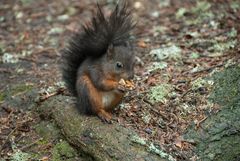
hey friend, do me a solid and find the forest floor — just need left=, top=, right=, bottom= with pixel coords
left=0, top=0, right=239, bottom=160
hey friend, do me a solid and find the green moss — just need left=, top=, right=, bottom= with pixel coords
left=0, top=84, right=32, bottom=102
left=36, top=139, right=49, bottom=145
left=2, top=53, right=19, bottom=63
left=147, top=62, right=168, bottom=72
left=186, top=12, right=214, bottom=25
left=177, top=1, right=214, bottom=25
left=227, top=28, right=237, bottom=38
left=147, top=84, right=172, bottom=104
left=130, top=135, right=175, bottom=161
left=209, top=65, right=240, bottom=108
left=34, top=121, right=61, bottom=141
left=176, top=8, right=187, bottom=19
left=9, top=84, right=33, bottom=96
left=149, top=143, right=175, bottom=161
left=11, top=150, right=31, bottom=161
left=52, top=141, right=77, bottom=161
left=230, top=1, right=240, bottom=11
left=0, top=92, right=6, bottom=102
left=188, top=38, right=237, bottom=57
left=0, top=42, right=5, bottom=55
left=150, top=45, right=182, bottom=61
left=191, top=77, right=213, bottom=91
left=208, top=40, right=237, bottom=53
left=130, top=135, right=147, bottom=146
left=191, top=1, right=211, bottom=13
left=20, top=0, right=34, bottom=5
left=190, top=52, right=200, bottom=59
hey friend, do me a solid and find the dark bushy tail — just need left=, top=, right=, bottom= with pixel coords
left=61, top=1, right=135, bottom=96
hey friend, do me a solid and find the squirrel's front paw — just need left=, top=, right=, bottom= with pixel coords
left=117, top=84, right=127, bottom=92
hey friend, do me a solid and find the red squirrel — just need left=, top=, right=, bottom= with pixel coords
left=61, top=2, right=135, bottom=123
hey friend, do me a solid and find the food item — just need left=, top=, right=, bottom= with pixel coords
left=119, top=78, right=135, bottom=90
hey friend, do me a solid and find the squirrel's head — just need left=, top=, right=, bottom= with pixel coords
left=102, top=44, right=135, bottom=81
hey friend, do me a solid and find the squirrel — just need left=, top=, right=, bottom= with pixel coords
left=61, top=2, right=135, bottom=123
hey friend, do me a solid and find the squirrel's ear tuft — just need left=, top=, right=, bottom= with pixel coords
left=107, top=44, right=114, bottom=59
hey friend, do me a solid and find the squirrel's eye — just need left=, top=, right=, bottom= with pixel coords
left=116, top=62, right=123, bottom=69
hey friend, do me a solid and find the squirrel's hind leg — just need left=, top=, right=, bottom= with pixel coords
left=77, top=74, right=112, bottom=123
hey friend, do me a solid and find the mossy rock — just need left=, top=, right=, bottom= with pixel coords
left=0, top=84, right=33, bottom=103
left=34, top=121, right=62, bottom=141
left=52, top=141, right=78, bottom=161
left=2, top=84, right=38, bottom=110
left=209, top=65, right=240, bottom=108
left=38, top=96, right=165, bottom=161
left=184, top=65, right=240, bottom=161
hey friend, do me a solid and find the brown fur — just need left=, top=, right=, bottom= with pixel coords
left=78, top=73, right=124, bottom=122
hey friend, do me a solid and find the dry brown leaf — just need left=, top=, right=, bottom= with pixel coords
left=137, top=40, right=147, bottom=48
left=40, top=156, right=49, bottom=161
left=175, top=139, right=183, bottom=148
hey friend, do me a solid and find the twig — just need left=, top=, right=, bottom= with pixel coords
left=1, top=106, right=13, bottom=114
left=37, top=88, right=64, bottom=103
left=143, top=98, right=154, bottom=106
left=196, top=116, right=207, bottom=129
left=181, top=89, right=192, bottom=98
left=34, top=47, right=57, bottom=55
left=0, top=68, right=12, bottom=73
left=0, top=126, right=17, bottom=153
left=20, top=138, right=42, bottom=151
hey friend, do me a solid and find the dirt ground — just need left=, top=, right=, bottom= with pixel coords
left=0, top=0, right=239, bottom=160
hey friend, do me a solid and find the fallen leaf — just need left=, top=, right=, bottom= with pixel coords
left=137, top=40, right=147, bottom=48
left=40, top=156, right=49, bottom=161
left=175, top=138, right=182, bottom=148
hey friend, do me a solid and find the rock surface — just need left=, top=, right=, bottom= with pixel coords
left=38, top=96, right=165, bottom=161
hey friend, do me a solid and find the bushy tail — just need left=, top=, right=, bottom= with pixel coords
left=61, top=1, right=135, bottom=96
